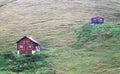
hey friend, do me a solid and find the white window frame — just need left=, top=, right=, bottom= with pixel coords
left=19, top=45, right=24, bottom=49
left=29, top=45, right=32, bottom=48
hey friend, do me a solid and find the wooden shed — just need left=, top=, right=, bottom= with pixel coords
left=16, top=36, right=40, bottom=54
left=91, top=16, right=104, bottom=24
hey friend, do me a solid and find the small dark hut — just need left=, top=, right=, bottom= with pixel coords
left=91, top=16, right=104, bottom=24
left=16, top=36, right=40, bottom=54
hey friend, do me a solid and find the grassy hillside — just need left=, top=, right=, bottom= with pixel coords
left=50, top=24, right=120, bottom=74
left=0, top=0, right=120, bottom=74
left=0, top=0, right=120, bottom=53
left=0, top=51, right=53, bottom=74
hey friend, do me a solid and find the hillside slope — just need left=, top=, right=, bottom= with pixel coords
left=0, top=0, right=120, bottom=74
left=0, top=0, right=120, bottom=52
left=50, top=24, right=120, bottom=74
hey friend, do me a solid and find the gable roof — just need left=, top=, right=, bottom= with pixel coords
left=16, top=36, right=40, bottom=45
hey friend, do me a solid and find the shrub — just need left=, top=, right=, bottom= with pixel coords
left=75, top=24, right=120, bottom=45
left=0, top=51, right=53, bottom=74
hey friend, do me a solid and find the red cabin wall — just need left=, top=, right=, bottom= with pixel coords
left=17, top=37, right=37, bottom=54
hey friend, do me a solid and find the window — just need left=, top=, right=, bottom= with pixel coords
left=20, top=45, right=24, bottom=48
left=98, top=18, right=103, bottom=22
left=29, top=45, right=32, bottom=48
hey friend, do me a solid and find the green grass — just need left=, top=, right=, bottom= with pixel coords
left=0, top=51, right=54, bottom=74
left=0, top=23, right=120, bottom=74
left=0, top=22, right=120, bottom=74
left=0, top=0, right=120, bottom=73
left=49, top=24, right=120, bottom=74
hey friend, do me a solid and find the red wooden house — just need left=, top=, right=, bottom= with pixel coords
left=16, top=36, right=40, bottom=54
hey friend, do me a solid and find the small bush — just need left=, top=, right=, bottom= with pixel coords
left=0, top=51, right=53, bottom=74
left=75, top=24, right=120, bottom=45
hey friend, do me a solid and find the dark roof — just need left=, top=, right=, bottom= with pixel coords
left=16, top=36, right=40, bottom=45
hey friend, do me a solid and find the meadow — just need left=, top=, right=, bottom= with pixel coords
left=0, top=0, right=120, bottom=74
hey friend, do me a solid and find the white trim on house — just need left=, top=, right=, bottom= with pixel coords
left=17, top=51, right=19, bottom=54
left=32, top=48, right=40, bottom=54
left=32, top=50, right=36, bottom=54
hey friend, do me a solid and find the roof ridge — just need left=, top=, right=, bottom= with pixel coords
left=16, top=36, right=40, bottom=45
